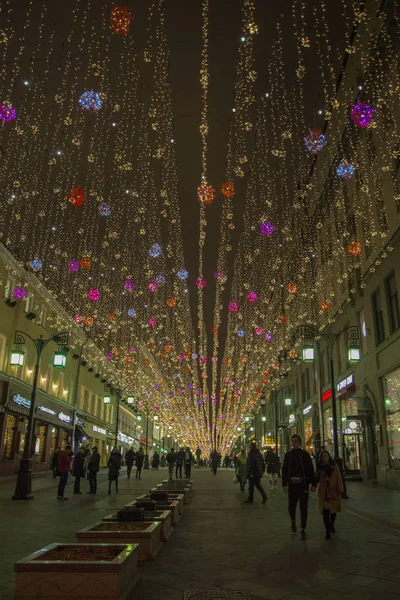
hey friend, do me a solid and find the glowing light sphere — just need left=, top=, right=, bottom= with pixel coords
left=68, top=186, right=86, bottom=206
left=13, top=286, right=27, bottom=299
left=167, top=297, right=176, bottom=308
left=79, top=90, right=103, bottom=112
left=229, top=301, right=239, bottom=313
left=108, top=314, right=116, bottom=323
left=124, top=279, right=135, bottom=291
left=113, top=347, right=121, bottom=357
left=30, top=259, right=43, bottom=271
left=79, top=257, right=91, bottom=270
left=74, top=313, right=83, bottom=323
left=351, top=101, right=375, bottom=128
left=319, top=300, right=332, bottom=313
left=337, top=161, right=355, bottom=180
left=148, top=317, right=157, bottom=327
left=165, top=344, right=173, bottom=352
left=149, top=243, right=162, bottom=258
left=289, top=350, right=298, bottom=360
left=177, top=268, right=189, bottom=280
left=178, top=353, right=185, bottom=361
left=200, top=356, right=207, bottom=364
left=130, top=345, right=137, bottom=353
left=214, top=270, right=225, bottom=280
left=220, top=180, right=235, bottom=198
left=304, top=128, right=326, bottom=154
left=265, top=332, right=274, bottom=342
left=247, top=291, right=257, bottom=303
left=110, top=5, right=132, bottom=35
left=87, top=288, right=101, bottom=302
left=287, top=282, right=298, bottom=294
left=211, top=326, right=217, bottom=334
left=197, top=182, right=216, bottom=205
left=255, top=326, right=264, bottom=336
left=68, top=260, right=80, bottom=272
left=106, top=352, right=114, bottom=361
left=237, top=329, right=245, bottom=337
left=196, top=277, right=206, bottom=288
left=148, top=282, right=158, bottom=292
left=98, top=202, right=111, bottom=216
left=192, top=353, right=198, bottom=360
left=279, top=314, right=288, bottom=324
left=348, top=240, right=362, bottom=256
left=85, top=316, right=94, bottom=326
left=156, top=274, right=165, bottom=286
left=260, top=221, right=275, bottom=236
left=0, top=102, right=16, bottom=122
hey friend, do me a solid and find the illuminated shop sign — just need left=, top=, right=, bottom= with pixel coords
left=322, top=389, right=332, bottom=402
left=288, top=414, right=296, bottom=424
left=118, top=431, right=134, bottom=445
left=93, top=425, right=106, bottom=435
left=337, top=374, right=354, bottom=392
left=58, top=412, right=72, bottom=424
left=37, top=406, right=72, bottom=424
left=303, top=404, right=312, bottom=415
left=12, top=394, right=31, bottom=409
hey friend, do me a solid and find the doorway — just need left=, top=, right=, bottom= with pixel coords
left=343, top=431, right=362, bottom=474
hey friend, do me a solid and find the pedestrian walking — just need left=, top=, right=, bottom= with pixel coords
left=236, top=449, right=247, bottom=492
left=135, top=447, right=144, bottom=479
left=166, top=448, right=177, bottom=479
left=224, top=455, right=230, bottom=468
left=210, top=449, right=220, bottom=475
left=73, top=447, right=86, bottom=494
left=87, top=446, right=100, bottom=494
left=176, top=447, right=185, bottom=478
left=152, top=451, right=160, bottom=470
left=108, top=447, right=122, bottom=494
left=51, top=446, right=60, bottom=478
left=265, top=446, right=280, bottom=491
left=317, top=450, right=343, bottom=539
left=57, top=445, right=72, bottom=500
left=244, top=442, right=267, bottom=504
left=282, top=434, right=317, bottom=540
left=125, top=446, right=135, bottom=478
left=195, top=447, right=201, bottom=466
left=184, top=447, right=193, bottom=478
left=160, top=453, right=166, bottom=468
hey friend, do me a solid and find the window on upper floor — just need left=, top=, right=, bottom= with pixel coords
left=372, top=287, right=386, bottom=345
left=39, top=307, right=48, bottom=329
left=385, top=272, right=400, bottom=335
left=4, top=275, right=15, bottom=300
left=25, top=292, right=34, bottom=314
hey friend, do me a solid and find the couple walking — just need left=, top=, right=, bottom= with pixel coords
left=236, top=442, right=268, bottom=504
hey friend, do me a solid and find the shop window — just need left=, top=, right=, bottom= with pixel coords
left=383, top=368, right=400, bottom=470
left=51, top=427, right=59, bottom=453
left=323, top=407, right=333, bottom=456
left=385, top=272, right=400, bottom=335
left=358, top=309, right=368, bottom=355
left=4, top=414, right=17, bottom=459
left=372, top=287, right=386, bottom=345
left=35, top=424, right=48, bottom=461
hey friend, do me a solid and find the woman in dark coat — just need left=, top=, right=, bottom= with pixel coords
left=72, top=448, right=86, bottom=494
left=152, top=452, right=160, bottom=470
left=135, top=447, right=144, bottom=479
left=108, top=448, right=122, bottom=494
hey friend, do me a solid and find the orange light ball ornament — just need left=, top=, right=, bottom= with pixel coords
left=287, top=283, right=298, bottom=294
left=80, top=257, right=91, bottom=270
left=289, top=350, right=298, bottom=360
left=348, top=241, right=362, bottom=256
left=220, top=181, right=235, bottom=198
left=84, top=316, right=94, bottom=327
left=167, top=298, right=176, bottom=308
left=110, top=6, right=132, bottom=35
left=197, top=182, right=216, bottom=205
left=108, top=314, right=117, bottom=323
left=319, top=300, right=332, bottom=313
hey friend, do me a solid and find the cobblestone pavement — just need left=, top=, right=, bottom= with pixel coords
left=1, top=467, right=400, bottom=599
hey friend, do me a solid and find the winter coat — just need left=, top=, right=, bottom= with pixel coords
left=87, top=451, right=100, bottom=473
left=176, top=450, right=185, bottom=466
left=265, top=450, right=280, bottom=475
left=236, top=458, right=247, bottom=483
left=72, top=451, right=86, bottom=478
left=125, top=449, right=135, bottom=466
left=135, top=452, right=144, bottom=468
left=51, top=450, right=59, bottom=468
left=57, top=450, right=71, bottom=474
left=282, top=448, right=317, bottom=487
left=317, top=462, right=343, bottom=514
left=152, top=453, right=160, bottom=467
left=246, top=448, right=265, bottom=478
left=210, top=451, right=220, bottom=467
left=108, top=452, right=122, bottom=480
left=184, top=450, right=193, bottom=464
left=166, top=451, right=177, bottom=465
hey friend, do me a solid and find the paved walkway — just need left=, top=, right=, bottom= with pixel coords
left=2, top=468, right=400, bottom=599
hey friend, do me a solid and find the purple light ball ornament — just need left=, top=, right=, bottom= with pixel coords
left=148, top=317, right=157, bottom=327
left=30, top=259, right=43, bottom=271
left=337, top=161, right=355, bottom=180
left=229, top=301, right=239, bottom=313
left=196, top=277, right=206, bottom=288
left=13, top=286, right=27, bottom=300
left=124, top=279, right=135, bottom=291
left=265, top=332, right=274, bottom=342
left=304, top=128, right=326, bottom=154
left=247, top=291, right=257, bottom=303
left=106, top=352, right=113, bottom=361
left=87, top=288, right=101, bottom=302
left=98, top=202, right=112, bottom=216
left=0, top=102, right=16, bottom=123
left=148, top=282, right=158, bottom=292
left=214, top=270, right=225, bottom=280
left=156, top=274, right=166, bottom=286
left=68, top=260, right=80, bottom=272
left=149, top=243, right=162, bottom=258
left=78, top=90, right=103, bottom=111
left=351, top=101, right=375, bottom=128
left=260, top=221, right=275, bottom=236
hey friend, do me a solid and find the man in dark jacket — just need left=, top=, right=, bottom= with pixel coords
left=125, top=447, right=135, bottom=478
left=57, top=445, right=72, bottom=500
left=245, top=442, right=267, bottom=504
left=87, top=446, right=100, bottom=494
left=166, top=448, right=177, bottom=479
left=282, top=434, right=317, bottom=540
left=175, top=447, right=185, bottom=478
left=265, top=447, right=280, bottom=491
left=72, top=447, right=86, bottom=494
left=210, top=450, right=220, bottom=475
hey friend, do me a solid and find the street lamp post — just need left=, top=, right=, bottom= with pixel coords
left=300, top=324, right=360, bottom=499
left=11, top=330, right=69, bottom=500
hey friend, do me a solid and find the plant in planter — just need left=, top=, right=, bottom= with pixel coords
left=14, top=543, right=140, bottom=600
left=103, top=509, right=173, bottom=542
left=76, top=521, right=163, bottom=562
left=128, top=498, right=182, bottom=526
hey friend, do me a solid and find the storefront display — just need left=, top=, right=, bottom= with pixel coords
left=323, top=407, right=333, bottom=456
left=304, top=417, right=313, bottom=455
left=383, top=367, right=400, bottom=470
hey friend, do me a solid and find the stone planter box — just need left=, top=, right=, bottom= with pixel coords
left=150, top=489, right=186, bottom=508
left=156, top=484, right=191, bottom=503
left=103, top=510, right=173, bottom=542
left=128, top=498, right=181, bottom=525
left=161, top=478, right=193, bottom=492
left=14, top=543, right=140, bottom=600
left=140, top=492, right=184, bottom=515
left=76, top=521, right=162, bottom=562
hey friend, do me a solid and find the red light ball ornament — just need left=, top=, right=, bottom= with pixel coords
left=110, top=6, right=132, bottom=36
left=287, top=283, right=298, bottom=294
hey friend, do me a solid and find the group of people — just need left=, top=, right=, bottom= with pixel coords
left=234, top=435, right=343, bottom=540
left=52, top=444, right=101, bottom=500
left=165, top=447, right=193, bottom=479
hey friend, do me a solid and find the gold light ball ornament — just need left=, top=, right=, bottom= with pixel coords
left=319, top=300, right=332, bottom=313
left=348, top=240, right=362, bottom=256
left=220, top=180, right=235, bottom=198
